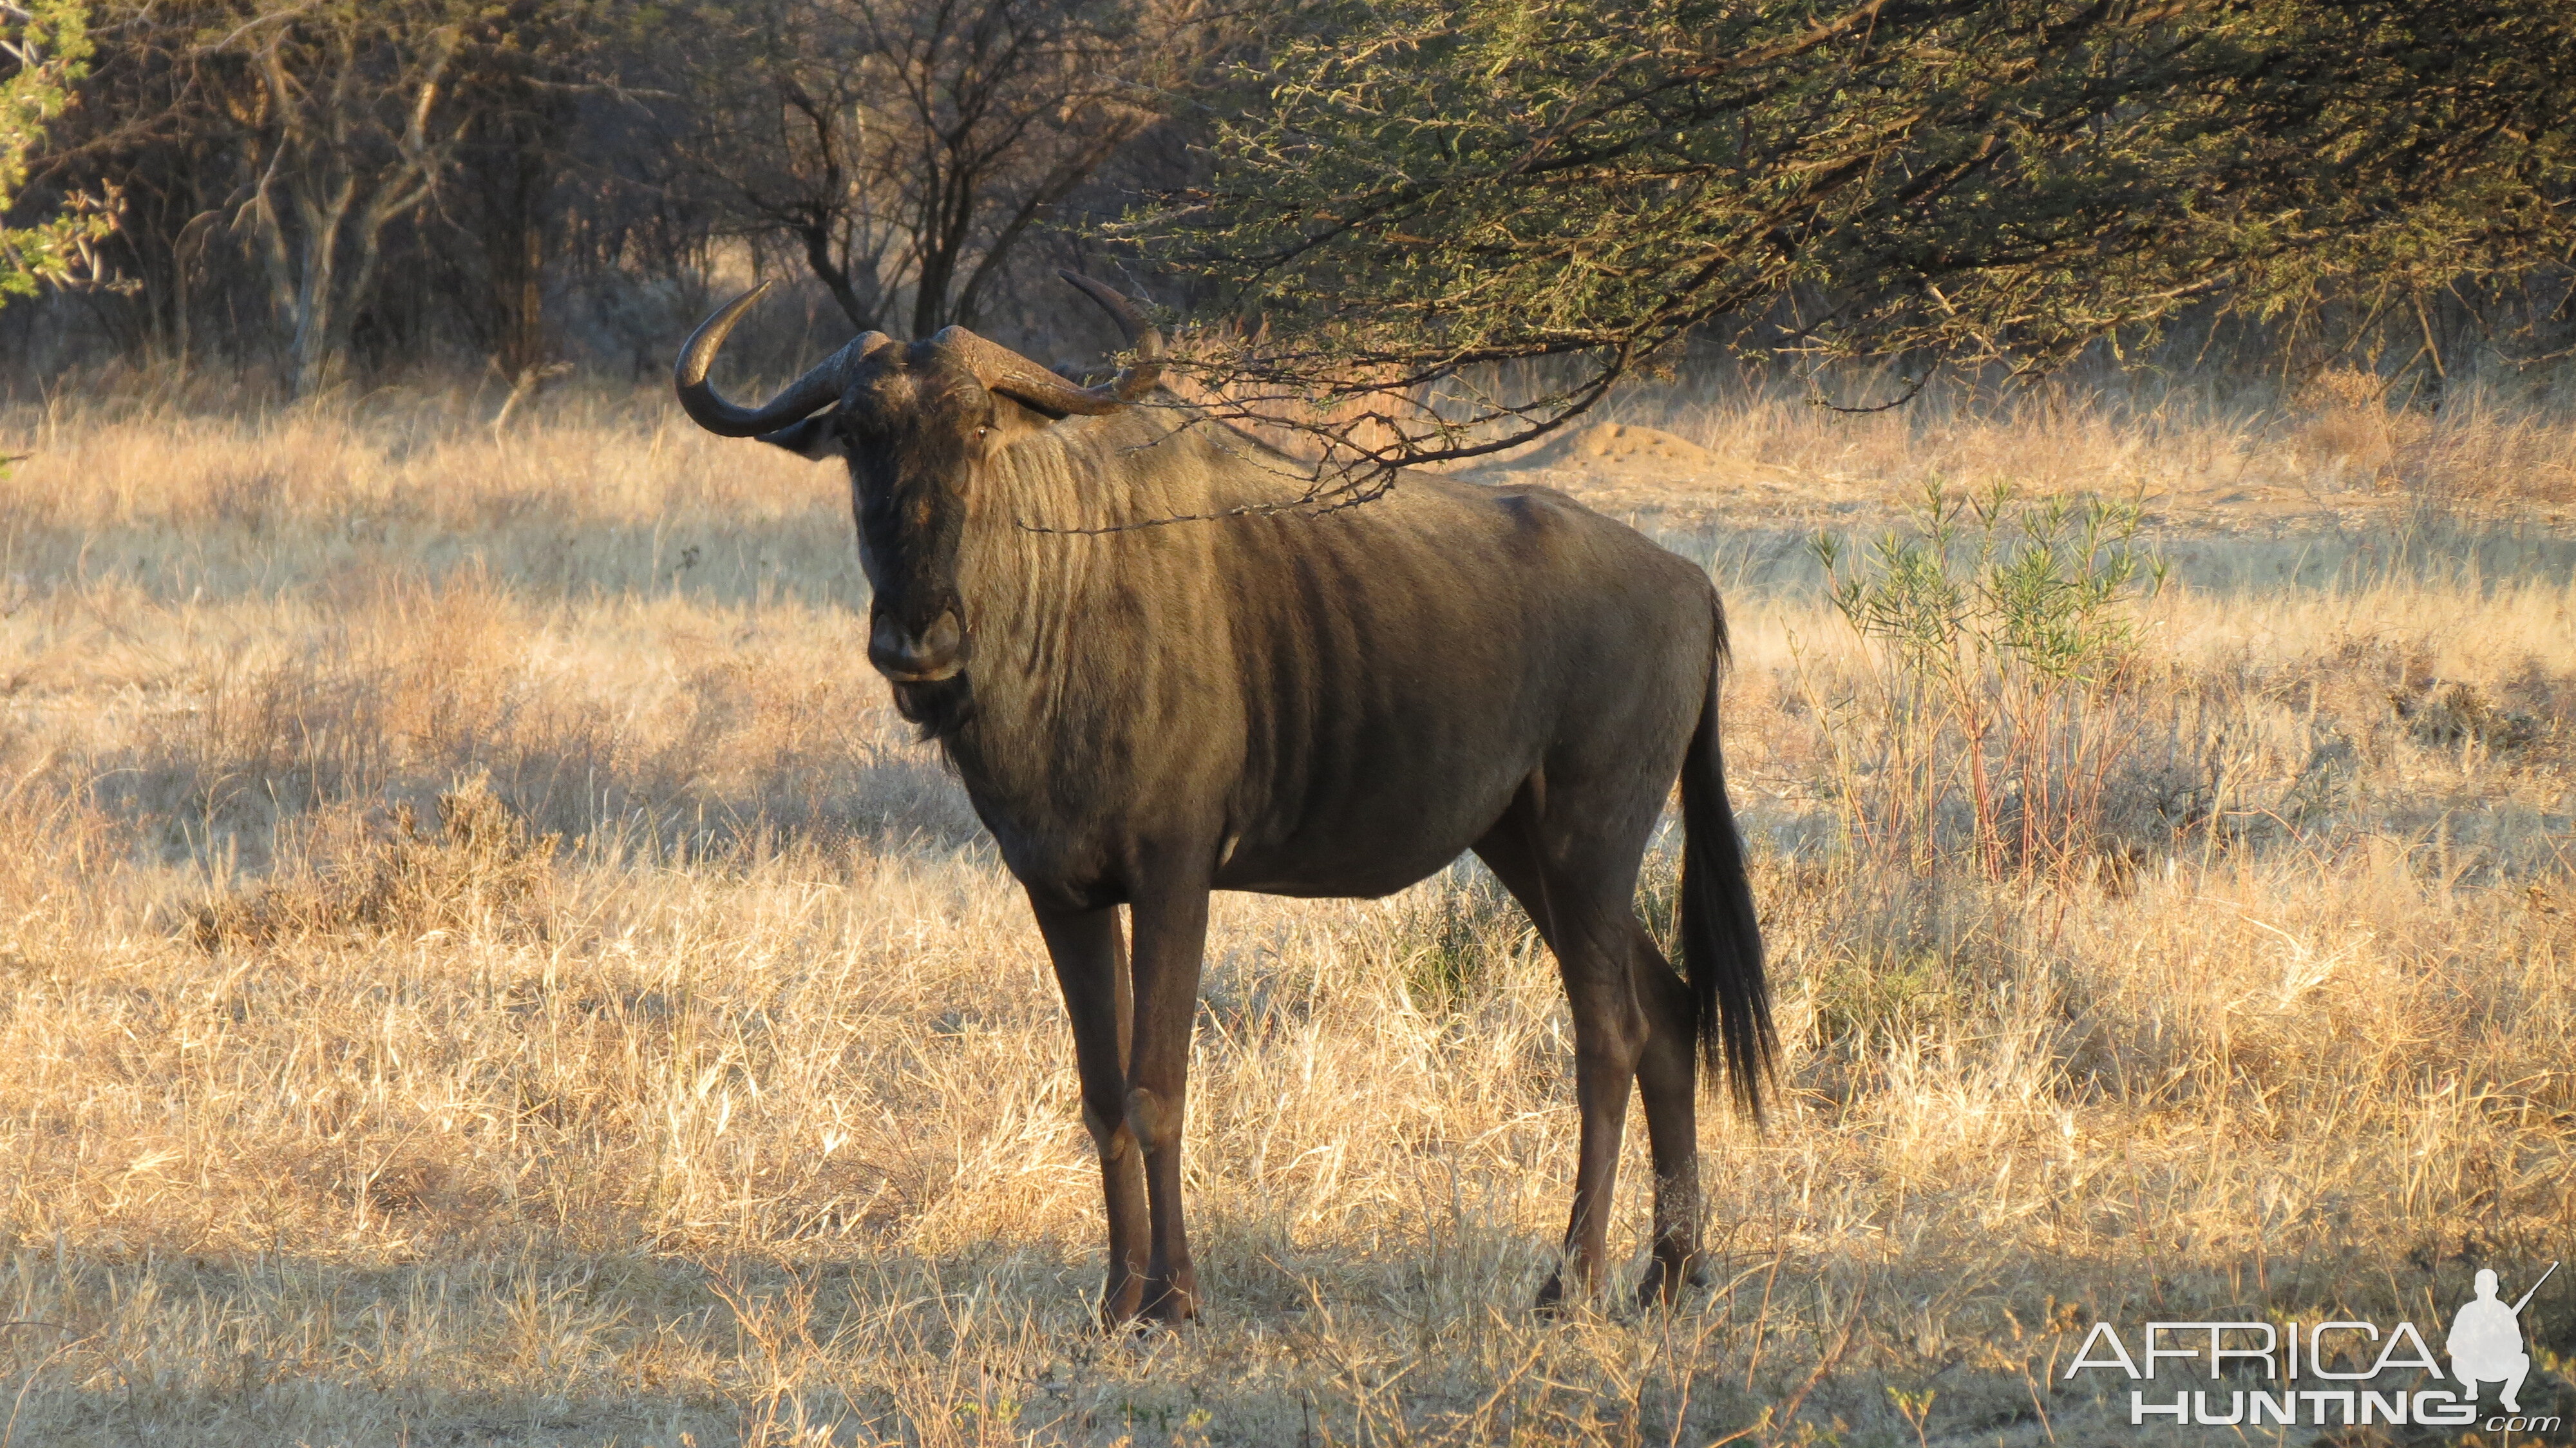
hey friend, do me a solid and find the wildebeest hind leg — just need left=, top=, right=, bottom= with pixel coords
left=1028, top=895, right=1150, bottom=1327
left=1628, top=926, right=1706, bottom=1306
left=1473, top=799, right=1650, bottom=1311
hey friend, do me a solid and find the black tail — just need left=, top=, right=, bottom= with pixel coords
left=1680, top=615, right=1775, bottom=1120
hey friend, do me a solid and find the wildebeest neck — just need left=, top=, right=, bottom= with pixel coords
left=933, top=407, right=1256, bottom=846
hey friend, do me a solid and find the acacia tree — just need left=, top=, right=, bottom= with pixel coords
left=1139, top=0, right=2576, bottom=489
left=1, top=0, right=115, bottom=305
left=52, top=1, right=585, bottom=395
left=677, top=0, right=1195, bottom=337
left=218, top=1, right=491, bottom=396
left=45, top=1, right=649, bottom=385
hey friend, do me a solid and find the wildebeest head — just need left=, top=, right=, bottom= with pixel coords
left=672, top=272, right=1161, bottom=722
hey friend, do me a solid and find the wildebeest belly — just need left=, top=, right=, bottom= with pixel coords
left=1211, top=751, right=1535, bottom=898
left=963, top=708, right=1534, bottom=904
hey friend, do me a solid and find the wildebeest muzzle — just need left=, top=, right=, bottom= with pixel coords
left=869, top=607, right=965, bottom=683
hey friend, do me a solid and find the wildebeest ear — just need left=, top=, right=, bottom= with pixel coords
left=986, top=393, right=1063, bottom=447
left=755, top=413, right=842, bottom=460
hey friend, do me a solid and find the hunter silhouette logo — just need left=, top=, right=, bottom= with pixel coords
left=2451, top=1262, right=2554, bottom=1415
left=2064, top=1260, right=2561, bottom=1431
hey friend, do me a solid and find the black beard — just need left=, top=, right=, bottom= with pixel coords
left=891, top=674, right=974, bottom=740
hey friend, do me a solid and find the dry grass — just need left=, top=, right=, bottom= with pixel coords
left=1556, top=365, right=2576, bottom=524
left=0, top=383, right=2571, bottom=1447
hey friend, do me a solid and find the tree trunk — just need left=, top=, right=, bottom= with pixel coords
left=288, top=209, right=341, bottom=397
left=795, top=216, right=875, bottom=332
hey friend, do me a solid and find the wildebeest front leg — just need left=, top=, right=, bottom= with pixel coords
left=1028, top=896, right=1150, bottom=1327
left=1125, top=877, right=1211, bottom=1323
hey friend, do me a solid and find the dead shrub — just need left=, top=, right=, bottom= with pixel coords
left=2289, top=366, right=2427, bottom=486
left=193, top=775, right=557, bottom=949
left=2392, top=678, right=2544, bottom=752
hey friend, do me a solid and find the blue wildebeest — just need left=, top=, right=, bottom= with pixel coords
left=673, top=275, right=1772, bottom=1324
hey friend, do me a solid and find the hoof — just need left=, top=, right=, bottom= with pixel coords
left=1097, top=1273, right=1146, bottom=1332
left=1532, top=1270, right=1569, bottom=1317
left=1634, top=1255, right=1709, bottom=1308
left=1140, top=1273, right=1198, bottom=1326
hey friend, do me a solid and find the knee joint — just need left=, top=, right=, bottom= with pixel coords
left=1124, top=1087, right=1182, bottom=1150
left=1081, top=1101, right=1134, bottom=1159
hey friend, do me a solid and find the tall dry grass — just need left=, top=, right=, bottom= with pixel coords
left=1584, top=364, right=2576, bottom=517
left=0, top=382, right=2570, bottom=1446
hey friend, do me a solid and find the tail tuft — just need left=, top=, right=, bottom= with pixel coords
left=1680, top=622, right=1774, bottom=1119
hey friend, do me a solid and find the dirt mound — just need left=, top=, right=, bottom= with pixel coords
left=1519, top=422, right=1727, bottom=477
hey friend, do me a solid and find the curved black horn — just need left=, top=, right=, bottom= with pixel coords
left=674, top=284, right=875, bottom=437
left=936, top=329, right=1126, bottom=417
left=1059, top=271, right=1163, bottom=402
left=934, top=274, right=1164, bottom=418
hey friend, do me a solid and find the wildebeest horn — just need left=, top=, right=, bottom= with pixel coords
left=936, top=272, right=1164, bottom=417
left=674, top=283, right=887, bottom=437
left=1061, top=271, right=1164, bottom=401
